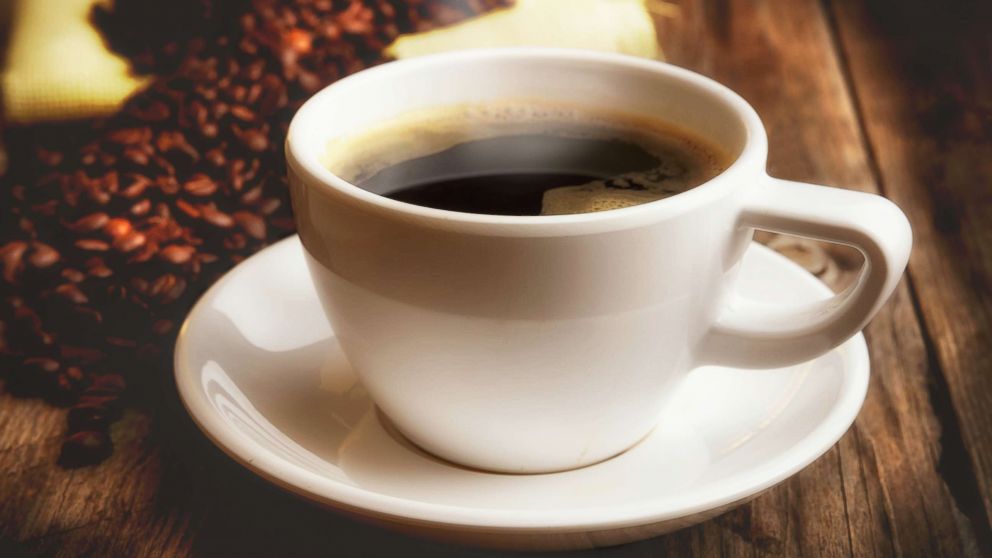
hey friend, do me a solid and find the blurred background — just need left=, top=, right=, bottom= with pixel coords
left=0, top=0, right=988, bottom=556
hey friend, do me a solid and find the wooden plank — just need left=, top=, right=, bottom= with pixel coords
left=652, top=0, right=980, bottom=556
left=827, top=0, right=992, bottom=550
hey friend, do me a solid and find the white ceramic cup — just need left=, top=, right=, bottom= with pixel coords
left=286, top=49, right=911, bottom=474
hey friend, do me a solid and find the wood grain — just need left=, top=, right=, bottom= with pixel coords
left=828, top=0, right=992, bottom=550
left=658, top=0, right=983, bottom=554
left=0, top=0, right=988, bottom=556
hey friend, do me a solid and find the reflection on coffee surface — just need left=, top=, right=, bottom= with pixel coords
left=322, top=101, right=730, bottom=216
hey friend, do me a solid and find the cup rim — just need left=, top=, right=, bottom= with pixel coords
left=286, top=48, right=768, bottom=235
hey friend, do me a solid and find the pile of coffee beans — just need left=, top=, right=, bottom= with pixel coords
left=0, top=0, right=509, bottom=466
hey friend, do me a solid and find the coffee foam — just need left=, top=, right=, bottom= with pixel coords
left=322, top=99, right=730, bottom=214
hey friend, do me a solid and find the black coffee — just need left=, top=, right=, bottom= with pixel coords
left=324, top=102, right=728, bottom=216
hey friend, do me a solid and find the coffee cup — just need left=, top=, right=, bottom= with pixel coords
left=285, top=49, right=911, bottom=473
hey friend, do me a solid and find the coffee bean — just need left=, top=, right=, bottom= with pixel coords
left=108, top=127, right=151, bottom=145
left=124, top=147, right=150, bottom=166
left=131, top=245, right=157, bottom=263
left=285, top=28, right=314, bottom=54
left=240, top=186, right=263, bottom=205
left=62, top=268, right=85, bottom=283
left=2, top=0, right=509, bottom=467
left=28, top=243, right=60, bottom=268
left=87, top=264, right=113, bottom=279
left=230, top=105, right=256, bottom=121
left=130, top=199, right=152, bottom=215
left=113, top=231, right=147, bottom=253
left=234, top=126, right=269, bottom=152
left=175, top=199, right=201, bottom=218
left=258, top=198, right=282, bottom=216
left=75, top=239, right=111, bottom=252
left=104, top=218, right=133, bottom=238
left=183, top=174, right=218, bottom=196
left=199, top=204, right=234, bottom=228
left=156, top=130, right=200, bottom=160
left=1, top=241, right=27, bottom=282
left=200, top=121, right=219, bottom=138
left=159, top=244, right=195, bottom=264
left=156, top=176, right=181, bottom=195
left=122, top=176, right=151, bottom=198
left=234, top=211, right=266, bottom=240
left=55, top=284, right=89, bottom=305
left=258, top=74, right=288, bottom=114
left=69, top=213, right=110, bottom=233
left=204, top=148, right=226, bottom=167
left=149, top=274, right=176, bottom=298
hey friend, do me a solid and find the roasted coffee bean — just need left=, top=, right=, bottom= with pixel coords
left=204, top=148, right=226, bottom=167
left=258, top=198, right=281, bottom=216
left=88, top=264, right=113, bottom=279
left=130, top=199, right=152, bottom=215
left=68, top=213, right=110, bottom=233
left=199, top=204, right=235, bottom=228
left=156, top=176, right=181, bottom=195
left=233, top=125, right=269, bottom=152
left=176, top=199, right=201, bottom=218
left=234, top=211, right=266, bottom=240
left=159, top=244, right=195, bottom=264
left=1, top=0, right=509, bottom=467
left=104, top=218, right=133, bottom=238
left=62, top=268, right=86, bottom=283
left=183, top=174, right=218, bottom=196
left=55, top=284, right=89, bottom=305
left=240, top=185, right=263, bottom=205
left=124, top=147, right=150, bottom=166
left=28, top=243, right=60, bottom=268
left=75, top=239, right=111, bottom=252
left=156, top=131, right=199, bottom=160
left=107, top=127, right=150, bottom=145
left=121, top=176, right=151, bottom=198
left=114, top=231, right=147, bottom=253
left=1, top=241, right=27, bottom=282
left=230, top=105, right=256, bottom=121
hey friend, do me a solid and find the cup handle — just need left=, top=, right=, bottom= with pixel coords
left=696, top=177, right=912, bottom=368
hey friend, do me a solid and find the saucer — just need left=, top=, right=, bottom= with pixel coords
left=175, top=236, right=869, bottom=551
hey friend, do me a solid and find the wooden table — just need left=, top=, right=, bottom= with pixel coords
left=1, top=0, right=990, bottom=555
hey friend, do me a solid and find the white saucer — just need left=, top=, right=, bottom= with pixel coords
left=175, top=236, right=869, bottom=551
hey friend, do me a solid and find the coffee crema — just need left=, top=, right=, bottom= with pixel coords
left=322, top=101, right=730, bottom=216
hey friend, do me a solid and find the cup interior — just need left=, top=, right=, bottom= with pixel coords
left=287, top=49, right=764, bottom=223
